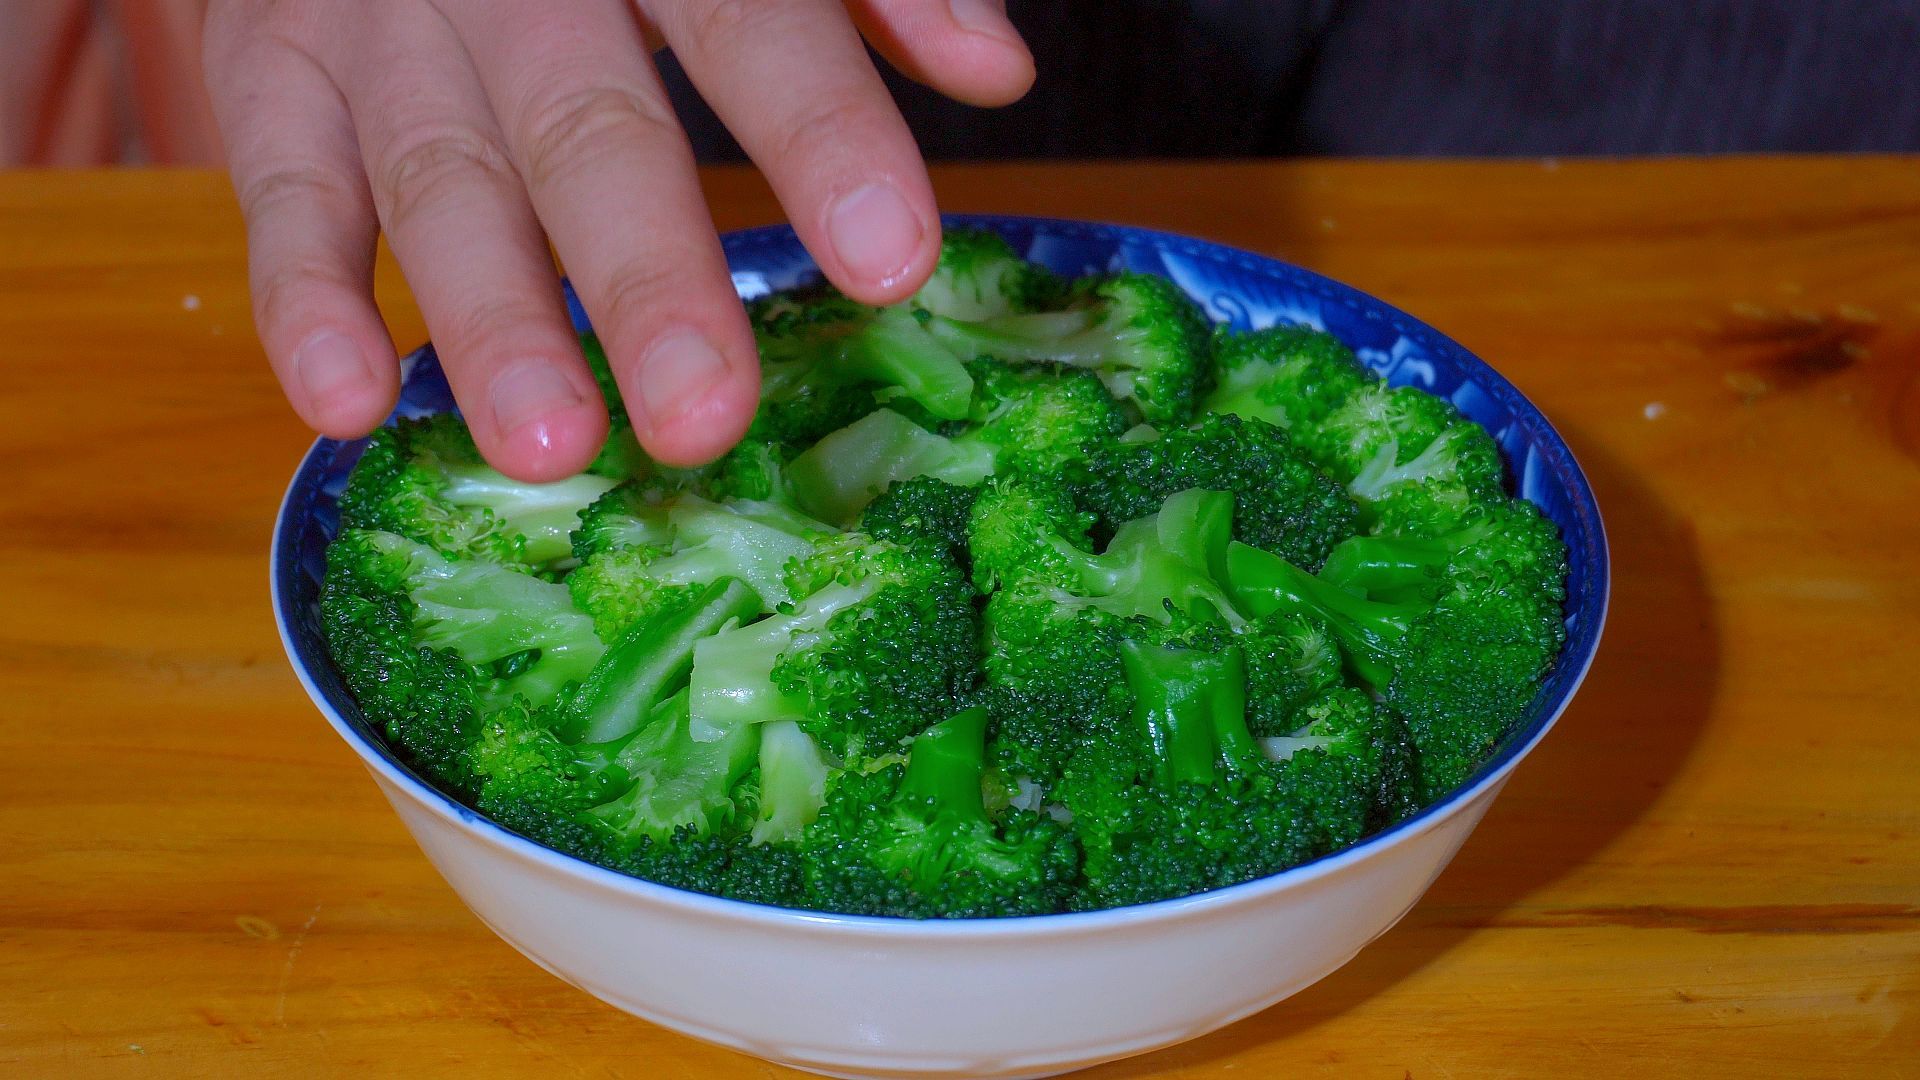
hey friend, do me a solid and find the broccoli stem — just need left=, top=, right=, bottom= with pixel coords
left=557, top=577, right=763, bottom=745
left=587, top=689, right=762, bottom=846
left=830, top=306, right=976, bottom=421
left=896, top=706, right=992, bottom=822
left=1077, top=489, right=1245, bottom=625
left=785, top=409, right=996, bottom=525
left=440, top=464, right=618, bottom=566
left=1316, top=530, right=1483, bottom=604
left=1225, top=542, right=1426, bottom=689
left=686, top=575, right=886, bottom=742
left=653, top=496, right=823, bottom=610
left=751, top=720, right=833, bottom=844
left=1119, top=640, right=1259, bottom=788
left=926, top=310, right=1107, bottom=364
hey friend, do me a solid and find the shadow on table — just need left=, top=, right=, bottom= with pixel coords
left=1087, top=427, right=1720, bottom=1076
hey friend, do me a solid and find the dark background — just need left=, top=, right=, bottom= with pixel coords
left=667, top=0, right=1920, bottom=161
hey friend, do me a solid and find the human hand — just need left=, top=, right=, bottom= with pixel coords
left=204, top=0, right=1033, bottom=479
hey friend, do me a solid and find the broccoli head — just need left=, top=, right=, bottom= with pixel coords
left=338, top=415, right=617, bottom=572
left=1296, top=383, right=1507, bottom=536
left=1069, top=412, right=1361, bottom=571
left=926, top=272, right=1208, bottom=426
left=687, top=531, right=980, bottom=769
left=911, top=227, right=1067, bottom=319
left=567, top=489, right=832, bottom=641
left=803, top=706, right=1080, bottom=917
left=752, top=294, right=975, bottom=423
left=1227, top=540, right=1565, bottom=803
left=1203, top=323, right=1376, bottom=433
left=1060, top=640, right=1391, bottom=909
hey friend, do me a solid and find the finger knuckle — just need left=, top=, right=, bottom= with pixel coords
left=376, top=129, right=514, bottom=233
left=682, top=0, right=776, bottom=57
left=252, top=253, right=352, bottom=336
left=436, top=296, right=561, bottom=359
left=237, top=164, right=360, bottom=229
left=520, top=86, right=676, bottom=191
left=600, top=255, right=693, bottom=330
left=771, top=95, right=874, bottom=173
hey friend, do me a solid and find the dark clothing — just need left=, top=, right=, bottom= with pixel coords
left=664, top=1, right=1920, bottom=161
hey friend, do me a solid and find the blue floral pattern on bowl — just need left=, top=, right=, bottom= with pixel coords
left=276, top=214, right=1607, bottom=870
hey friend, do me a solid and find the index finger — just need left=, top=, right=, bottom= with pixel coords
left=441, top=0, right=761, bottom=467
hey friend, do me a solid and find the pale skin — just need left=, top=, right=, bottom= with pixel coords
left=203, top=0, right=1034, bottom=480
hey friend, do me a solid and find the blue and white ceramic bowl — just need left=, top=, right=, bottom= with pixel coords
left=273, top=216, right=1608, bottom=1079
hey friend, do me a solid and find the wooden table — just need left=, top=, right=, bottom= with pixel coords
left=3, top=160, right=1916, bottom=1077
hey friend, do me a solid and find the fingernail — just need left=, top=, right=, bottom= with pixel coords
left=633, top=330, right=729, bottom=431
left=491, top=360, right=585, bottom=440
left=950, top=0, right=1018, bottom=40
left=293, top=331, right=376, bottom=408
left=827, top=182, right=924, bottom=289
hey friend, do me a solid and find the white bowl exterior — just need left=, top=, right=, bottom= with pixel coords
left=370, top=765, right=1507, bottom=1078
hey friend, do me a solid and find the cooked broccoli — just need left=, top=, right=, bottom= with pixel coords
left=1068, top=412, right=1360, bottom=571
left=321, top=241, right=1572, bottom=917
left=752, top=295, right=975, bottom=423
left=688, top=531, right=979, bottom=766
left=1226, top=540, right=1564, bottom=801
left=783, top=359, right=1128, bottom=524
left=1059, top=640, right=1393, bottom=909
left=1294, top=382, right=1507, bottom=536
left=1318, top=497, right=1568, bottom=605
left=567, top=486, right=831, bottom=641
left=339, top=414, right=617, bottom=572
left=803, top=706, right=1079, bottom=917
left=911, top=228, right=1066, bottom=320
left=968, top=480, right=1248, bottom=781
left=857, top=476, right=980, bottom=564
left=783, top=409, right=997, bottom=525
left=1202, top=323, right=1376, bottom=433
left=926, top=272, right=1208, bottom=426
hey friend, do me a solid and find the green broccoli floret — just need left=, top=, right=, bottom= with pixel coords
left=752, top=295, right=975, bottom=423
left=320, top=528, right=609, bottom=794
left=964, top=358, right=1128, bottom=474
left=783, top=409, right=997, bottom=525
left=556, top=577, right=763, bottom=745
left=1059, top=640, right=1389, bottom=909
left=1203, top=324, right=1376, bottom=433
left=1068, top=412, right=1360, bottom=571
left=803, top=706, right=1079, bottom=917
left=968, top=480, right=1248, bottom=781
left=1318, top=497, right=1569, bottom=605
left=926, top=273, right=1208, bottom=426
left=1256, top=686, right=1413, bottom=849
left=782, top=359, right=1128, bottom=525
left=567, top=488, right=832, bottom=641
left=339, top=414, right=618, bottom=572
left=569, top=482, right=673, bottom=564
left=1171, top=611, right=1344, bottom=738
left=326, top=528, right=604, bottom=707
left=970, top=480, right=1243, bottom=626
left=687, top=532, right=980, bottom=771
left=470, top=694, right=808, bottom=903
left=1295, top=382, right=1507, bottom=536
left=911, top=227, right=1067, bottom=319
left=466, top=579, right=771, bottom=853
left=856, top=476, right=980, bottom=564
left=1226, top=541, right=1565, bottom=802
left=584, top=689, right=761, bottom=847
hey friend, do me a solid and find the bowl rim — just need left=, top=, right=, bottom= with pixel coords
left=271, top=213, right=1611, bottom=937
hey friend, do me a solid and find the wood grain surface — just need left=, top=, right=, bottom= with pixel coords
left=1, top=159, right=1916, bottom=1077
